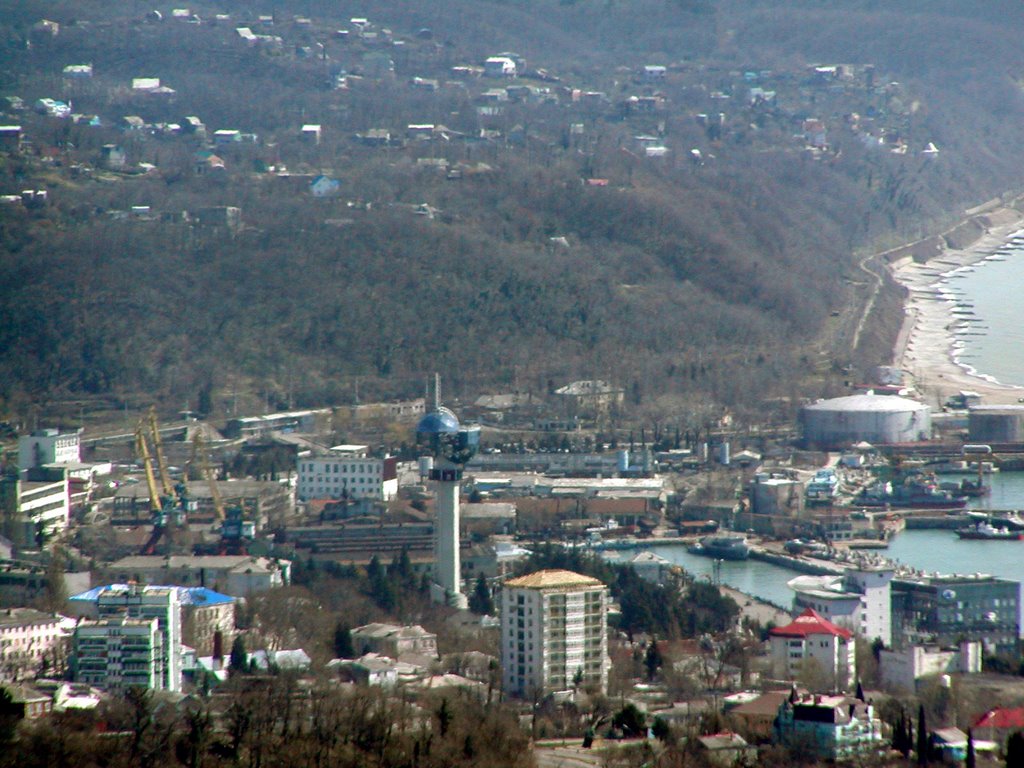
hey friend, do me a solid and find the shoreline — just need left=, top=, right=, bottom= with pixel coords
left=891, top=213, right=1024, bottom=406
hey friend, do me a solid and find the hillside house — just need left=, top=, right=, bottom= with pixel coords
left=194, top=150, right=225, bottom=175
left=0, top=126, right=23, bottom=153
left=774, top=692, right=884, bottom=761
left=484, top=57, right=516, bottom=78
left=642, top=65, right=667, bottom=82
left=300, top=124, right=321, bottom=144
left=310, top=175, right=340, bottom=197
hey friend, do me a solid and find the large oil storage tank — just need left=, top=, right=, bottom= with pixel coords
left=801, top=393, right=931, bottom=450
left=968, top=405, right=1024, bottom=443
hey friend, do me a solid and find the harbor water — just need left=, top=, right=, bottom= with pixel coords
left=636, top=472, right=1024, bottom=613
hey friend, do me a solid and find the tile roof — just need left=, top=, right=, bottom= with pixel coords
left=504, top=569, right=603, bottom=589
left=769, top=608, right=853, bottom=640
left=974, top=707, right=1024, bottom=729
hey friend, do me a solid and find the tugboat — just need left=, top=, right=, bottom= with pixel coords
left=955, top=521, right=1022, bottom=540
left=689, top=534, right=751, bottom=560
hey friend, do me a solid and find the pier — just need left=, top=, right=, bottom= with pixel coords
left=748, top=547, right=845, bottom=576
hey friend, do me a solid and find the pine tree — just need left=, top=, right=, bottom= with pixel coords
left=892, top=711, right=907, bottom=756
left=229, top=636, right=247, bottom=673
left=333, top=622, right=354, bottom=659
left=1006, top=731, right=1024, bottom=767
left=917, top=704, right=929, bottom=766
left=644, top=641, right=663, bottom=681
left=468, top=573, right=494, bottom=615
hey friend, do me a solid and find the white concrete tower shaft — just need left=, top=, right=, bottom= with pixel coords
left=431, top=461, right=467, bottom=609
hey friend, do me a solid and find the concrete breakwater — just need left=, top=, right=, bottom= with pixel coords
left=903, top=515, right=971, bottom=530
left=748, top=547, right=845, bottom=576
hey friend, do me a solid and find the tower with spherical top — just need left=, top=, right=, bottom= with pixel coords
left=416, top=385, right=479, bottom=609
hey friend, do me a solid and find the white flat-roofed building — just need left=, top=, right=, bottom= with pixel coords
left=0, top=477, right=69, bottom=547
left=73, top=617, right=162, bottom=691
left=104, top=555, right=290, bottom=597
left=297, top=446, right=398, bottom=502
left=18, top=429, right=80, bottom=472
left=788, top=567, right=894, bottom=645
left=501, top=569, right=609, bottom=698
left=0, top=608, right=66, bottom=681
left=879, top=641, right=982, bottom=692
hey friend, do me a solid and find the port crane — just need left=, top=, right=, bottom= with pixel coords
left=136, top=420, right=169, bottom=555
left=191, top=432, right=249, bottom=554
left=148, top=406, right=175, bottom=500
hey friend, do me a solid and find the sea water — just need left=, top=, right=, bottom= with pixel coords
left=942, top=231, right=1024, bottom=386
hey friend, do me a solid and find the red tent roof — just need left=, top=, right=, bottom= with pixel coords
left=768, top=608, right=853, bottom=640
left=974, top=707, right=1024, bottom=729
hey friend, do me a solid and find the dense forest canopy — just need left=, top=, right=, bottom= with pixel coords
left=2, top=0, right=1024, bottom=418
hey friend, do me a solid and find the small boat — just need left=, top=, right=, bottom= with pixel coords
left=956, top=521, right=1021, bottom=540
left=968, top=510, right=1024, bottom=530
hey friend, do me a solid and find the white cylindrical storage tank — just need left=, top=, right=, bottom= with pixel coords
left=718, top=442, right=730, bottom=465
left=419, top=455, right=434, bottom=477
left=801, top=394, right=931, bottom=450
left=617, top=449, right=630, bottom=473
left=968, top=405, right=1024, bottom=443
left=699, top=442, right=709, bottom=462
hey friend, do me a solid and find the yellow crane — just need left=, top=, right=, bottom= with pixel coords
left=135, top=421, right=163, bottom=519
left=192, top=432, right=226, bottom=522
left=148, top=406, right=175, bottom=500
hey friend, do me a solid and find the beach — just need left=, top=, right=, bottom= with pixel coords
left=891, top=213, right=1024, bottom=406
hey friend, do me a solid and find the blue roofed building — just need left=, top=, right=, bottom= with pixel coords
left=70, top=584, right=236, bottom=658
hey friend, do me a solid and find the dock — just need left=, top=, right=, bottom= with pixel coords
left=748, top=547, right=845, bottom=576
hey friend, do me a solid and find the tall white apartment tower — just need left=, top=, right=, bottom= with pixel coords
left=501, top=569, right=610, bottom=698
left=94, top=584, right=183, bottom=692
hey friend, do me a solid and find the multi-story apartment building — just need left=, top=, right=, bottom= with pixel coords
left=769, top=608, right=855, bottom=692
left=500, top=569, right=609, bottom=698
left=891, top=573, right=1020, bottom=655
left=72, top=583, right=235, bottom=658
left=0, top=476, right=69, bottom=547
left=73, top=617, right=163, bottom=691
left=68, top=584, right=182, bottom=692
left=0, top=608, right=66, bottom=681
left=296, top=446, right=398, bottom=502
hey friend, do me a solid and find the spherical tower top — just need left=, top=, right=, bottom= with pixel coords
left=416, top=406, right=460, bottom=436
left=416, top=406, right=478, bottom=465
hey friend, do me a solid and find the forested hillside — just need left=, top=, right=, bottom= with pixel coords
left=2, top=0, right=1024, bottom=420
